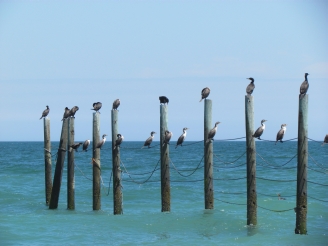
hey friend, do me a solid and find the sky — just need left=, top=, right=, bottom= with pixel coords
left=0, top=0, right=327, bottom=142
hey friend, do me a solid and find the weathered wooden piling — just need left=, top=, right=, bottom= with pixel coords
left=204, top=99, right=214, bottom=209
left=160, top=104, right=170, bottom=212
left=49, top=119, right=69, bottom=209
left=245, top=95, right=257, bottom=225
left=93, top=113, right=101, bottom=210
left=67, top=118, right=75, bottom=210
left=111, top=109, right=123, bottom=215
left=295, top=94, right=308, bottom=234
left=43, top=117, right=52, bottom=206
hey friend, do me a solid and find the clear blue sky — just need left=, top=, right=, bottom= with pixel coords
left=0, top=0, right=327, bottom=141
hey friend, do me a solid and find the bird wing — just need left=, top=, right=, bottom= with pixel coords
left=253, top=127, right=263, bottom=137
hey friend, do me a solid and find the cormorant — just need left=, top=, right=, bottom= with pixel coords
left=276, top=124, right=287, bottom=144
left=69, top=106, right=79, bottom=118
left=40, top=105, right=50, bottom=119
left=69, top=142, right=83, bottom=152
left=163, top=130, right=173, bottom=147
left=94, top=134, right=107, bottom=151
left=91, top=102, right=102, bottom=113
left=200, top=87, right=210, bottom=102
left=176, top=127, right=188, bottom=148
left=299, top=73, right=309, bottom=99
left=114, top=134, right=124, bottom=150
left=62, top=107, right=70, bottom=121
left=322, top=134, right=328, bottom=146
left=206, top=122, right=220, bottom=143
left=252, top=119, right=267, bottom=140
left=82, top=139, right=90, bottom=152
left=112, top=99, right=120, bottom=110
left=142, top=131, right=156, bottom=148
left=246, top=78, right=255, bottom=97
left=278, top=194, right=286, bottom=200
left=159, top=96, right=169, bottom=105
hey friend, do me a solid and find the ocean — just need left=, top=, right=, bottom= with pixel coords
left=0, top=141, right=327, bottom=245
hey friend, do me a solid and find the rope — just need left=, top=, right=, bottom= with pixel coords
left=180, top=140, right=204, bottom=147
left=217, top=137, right=246, bottom=141
left=170, top=156, right=204, bottom=177
left=214, top=162, right=246, bottom=169
left=171, top=179, right=204, bottom=183
left=256, top=177, right=296, bottom=182
left=106, top=171, right=113, bottom=196
left=257, top=192, right=295, bottom=198
left=257, top=205, right=295, bottom=213
left=75, top=162, right=92, bottom=181
left=308, top=153, right=328, bottom=171
left=213, top=151, right=246, bottom=164
left=257, top=137, right=298, bottom=143
left=214, top=197, right=246, bottom=206
left=307, top=137, right=323, bottom=144
left=256, top=152, right=297, bottom=169
left=308, top=180, right=328, bottom=186
left=214, top=176, right=246, bottom=181
left=308, top=195, right=328, bottom=203
left=307, top=165, right=328, bottom=175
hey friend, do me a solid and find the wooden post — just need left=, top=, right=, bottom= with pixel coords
left=67, top=118, right=75, bottom=210
left=160, top=104, right=170, bottom=212
left=43, top=117, right=52, bottom=206
left=245, top=95, right=257, bottom=225
left=111, top=109, right=123, bottom=214
left=295, top=94, right=308, bottom=234
left=204, top=99, right=214, bottom=209
left=49, top=119, right=69, bottom=209
left=93, top=113, right=101, bottom=210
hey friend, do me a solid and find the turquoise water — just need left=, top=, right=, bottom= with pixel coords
left=0, top=141, right=327, bottom=245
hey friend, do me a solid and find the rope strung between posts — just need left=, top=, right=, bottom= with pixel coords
left=307, top=180, right=328, bottom=186
left=213, top=151, right=246, bottom=164
left=256, top=177, right=296, bottom=182
left=74, top=161, right=92, bottom=181
left=256, top=151, right=298, bottom=169
left=307, top=137, right=323, bottom=144
left=106, top=170, right=113, bottom=196
left=257, top=192, right=295, bottom=198
left=169, top=155, right=204, bottom=177
left=308, top=195, right=328, bottom=203
left=217, top=136, right=246, bottom=141
left=213, top=176, right=246, bottom=181
left=214, top=162, right=246, bottom=169
left=257, top=137, right=298, bottom=143
left=307, top=165, right=328, bottom=175
left=308, top=153, right=328, bottom=171
left=257, top=205, right=295, bottom=213
left=214, top=197, right=246, bottom=206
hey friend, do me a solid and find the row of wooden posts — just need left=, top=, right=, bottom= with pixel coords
left=43, top=95, right=308, bottom=235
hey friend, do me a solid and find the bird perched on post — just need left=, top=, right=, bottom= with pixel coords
left=200, top=87, right=210, bottom=102
left=299, top=73, right=309, bottom=99
left=114, top=134, right=124, bottom=150
left=276, top=124, right=287, bottom=144
left=91, top=102, right=102, bottom=113
left=69, top=142, right=83, bottom=152
left=322, top=134, right=328, bottom=146
left=159, top=96, right=169, bottom=105
left=40, top=105, right=50, bottom=119
left=82, top=139, right=90, bottom=152
left=94, top=134, right=107, bottom=151
left=163, top=130, right=173, bottom=147
left=206, top=122, right=220, bottom=143
left=112, top=99, right=120, bottom=110
left=252, top=119, right=267, bottom=140
left=246, top=77, right=255, bottom=97
left=61, top=107, right=70, bottom=121
left=176, top=127, right=188, bottom=148
left=69, top=106, right=79, bottom=118
left=142, top=131, right=156, bottom=148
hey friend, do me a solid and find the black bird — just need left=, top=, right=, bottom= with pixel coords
left=142, top=131, right=156, bottom=148
left=69, top=142, right=83, bottom=152
left=299, top=73, right=309, bottom=99
left=206, top=122, right=220, bottom=143
left=252, top=120, right=267, bottom=140
left=176, top=127, right=188, bottom=148
left=200, top=87, right=210, bottom=102
left=322, top=134, right=328, bottom=146
left=163, top=130, right=173, bottom=147
left=82, top=140, right=90, bottom=151
left=246, top=77, right=255, bottom=97
left=91, top=102, right=102, bottom=113
left=69, top=106, right=79, bottom=118
left=159, top=96, right=169, bottom=105
left=114, top=134, right=124, bottom=150
left=94, top=134, right=107, bottom=151
left=62, top=107, right=70, bottom=121
left=112, top=99, right=120, bottom=110
left=40, top=105, right=50, bottom=119
left=276, top=124, right=287, bottom=144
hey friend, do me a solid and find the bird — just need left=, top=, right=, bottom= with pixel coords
left=142, top=131, right=156, bottom=148
left=114, top=134, right=124, bottom=150
left=252, top=119, right=267, bottom=140
left=91, top=102, right=102, bottom=113
left=163, top=130, right=173, bottom=147
left=200, top=87, right=210, bottom=102
left=40, top=105, right=50, bottom=119
left=94, top=134, right=107, bottom=151
left=159, top=96, right=169, bottom=105
left=69, top=106, right=79, bottom=118
left=175, top=127, right=188, bottom=148
left=69, top=142, right=83, bottom=152
left=61, top=107, right=70, bottom=121
left=299, top=73, right=309, bottom=99
left=82, top=139, right=90, bottom=151
left=112, top=99, right=120, bottom=110
left=206, top=122, right=220, bottom=143
left=278, top=194, right=286, bottom=200
left=322, top=134, right=328, bottom=146
left=246, top=77, right=255, bottom=97
left=276, top=124, right=287, bottom=144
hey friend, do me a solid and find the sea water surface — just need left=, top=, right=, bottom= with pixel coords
left=0, top=141, right=327, bottom=245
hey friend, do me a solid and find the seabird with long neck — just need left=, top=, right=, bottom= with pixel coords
left=175, top=127, right=188, bottom=148
left=200, top=87, right=210, bottom=102
left=40, top=105, right=50, bottom=119
left=276, top=124, right=287, bottom=144
left=159, top=96, right=169, bottom=105
left=163, top=130, right=173, bottom=147
left=69, top=142, right=83, bottom=152
left=299, top=73, right=309, bottom=99
left=114, top=134, right=124, bottom=150
left=142, top=131, right=156, bottom=148
left=112, top=99, right=120, bottom=110
left=69, top=106, right=79, bottom=118
left=94, top=134, right=107, bottom=151
left=246, top=77, right=255, bottom=97
left=91, top=102, right=102, bottom=113
left=322, top=134, right=328, bottom=146
left=82, top=139, right=90, bottom=151
left=62, top=107, right=70, bottom=121
left=206, top=122, right=220, bottom=143
left=252, top=119, right=267, bottom=140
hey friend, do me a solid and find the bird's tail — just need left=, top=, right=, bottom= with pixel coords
left=39, top=116, right=42, bottom=120
left=175, top=145, right=178, bottom=149
left=199, top=98, right=203, bottom=102
left=299, top=94, right=305, bottom=99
